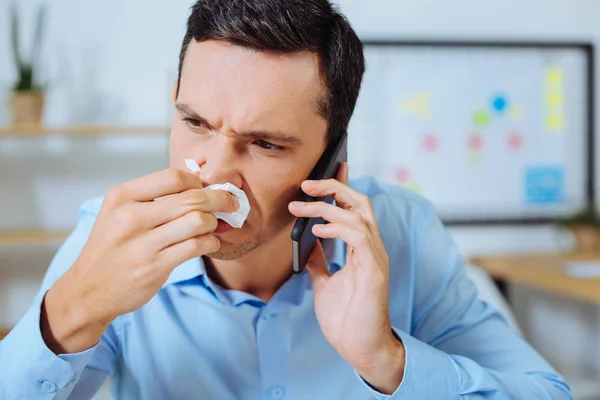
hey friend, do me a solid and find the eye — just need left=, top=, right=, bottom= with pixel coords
left=255, top=140, right=283, bottom=151
left=183, top=118, right=205, bottom=129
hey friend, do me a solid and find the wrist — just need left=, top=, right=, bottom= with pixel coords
left=355, top=332, right=406, bottom=395
left=41, top=272, right=110, bottom=354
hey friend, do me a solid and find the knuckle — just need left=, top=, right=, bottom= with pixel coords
left=179, top=238, right=198, bottom=256
left=167, top=169, right=186, bottom=188
left=105, top=186, right=125, bottom=207
left=118, top=208, right=141, bottom=231
left=188, top=210, right=217, bottom=232
left=189, top=210, right=206, bottom=227
left=351, top=212, right=364, bottom=227
left=185, top=235, right=218, bottom=255
left=181, top=189, right=206, bottom=207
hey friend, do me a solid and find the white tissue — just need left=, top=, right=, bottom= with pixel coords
left=185, top=158, right=201, bottom=172
left=184, top=159, right=250, bottom=228
left=204, top=183, right=251, bottom=228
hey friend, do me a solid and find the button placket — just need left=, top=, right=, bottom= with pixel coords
left=270, top=385, right=285, bottom=399
left=256, top=311, right=289, bottom=399
left=40, top=380, right=58, bottom=393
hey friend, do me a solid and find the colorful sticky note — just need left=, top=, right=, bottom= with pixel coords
left=402, top=181, right=422, bottom=194
left=547, top=116, right=564, bottom=131
left=395, top=166, right=410, bottom=183
left=468, top=133, right=483, bottom=151
left=492, top=95, right=508, bottom=113
left=547, top=93, right=563, bottom=105
left=545, top=67, right=565, bottom=133
left=473, top=110, right=491, bottom=129
left=508, top=132, right=523, bottom=150
left=546, top=68, right=564, bottom=85
left=423, top=134, right=438, bottom=152
left=468, top=151, right=482, bottom=166
left=401, top=92, right=431, bottom=119
left=509, top=106, right=524, bottom=121
left=525, top=167, right=564, bottom=204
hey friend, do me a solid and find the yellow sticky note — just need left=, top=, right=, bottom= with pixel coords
left=509, top=106, right=524, bottom=121
left=401, top=92, right=431, bottom=119
left=547, top=116, right=564, bottom=130
left=546, top=93, right=563, bottom=105
left=546, top=68, right=564, bottom=85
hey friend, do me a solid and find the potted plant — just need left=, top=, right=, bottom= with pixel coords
left=555, top=208, right=600, bottom=251
left=9, top=1, right=47, bottom=126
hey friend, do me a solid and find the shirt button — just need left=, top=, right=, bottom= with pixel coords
left=270, top=385, right=285, bottom=399
left=40, top=380, right=58, bottom=393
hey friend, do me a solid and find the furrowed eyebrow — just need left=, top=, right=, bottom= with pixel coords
left=236, top=129, right=304, bottom=146
left=175, top=103, right=213, bottom=129
left=175, top=103, right=304, bottom=146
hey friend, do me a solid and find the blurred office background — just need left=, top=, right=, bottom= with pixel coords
left=1, top=0, right=600, bottom=399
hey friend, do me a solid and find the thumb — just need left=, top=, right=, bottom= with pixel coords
left=305, top=240, right=331, bottom=288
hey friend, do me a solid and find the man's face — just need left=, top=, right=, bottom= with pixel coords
left=170, top=40, right=328, bottom=260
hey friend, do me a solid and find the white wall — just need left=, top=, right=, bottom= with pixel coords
left=1, top=0, right=599, bottom=397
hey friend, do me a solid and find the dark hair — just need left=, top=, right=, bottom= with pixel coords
left=176, top=0, right=365, bottom=143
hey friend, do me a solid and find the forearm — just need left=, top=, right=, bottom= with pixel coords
left=42, top=271, right=110, bottom=354
left=355, top=332, right=406, bottom=395
left=355, top=329, right=573, bottom=400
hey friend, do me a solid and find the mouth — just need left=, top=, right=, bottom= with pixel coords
left=214, top=219, right=235, bottom=234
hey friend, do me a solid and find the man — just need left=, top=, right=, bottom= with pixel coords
left=0, top=1, right=572, bottom=399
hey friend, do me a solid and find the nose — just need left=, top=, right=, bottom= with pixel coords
left=198, top=135, right=244, bottom=189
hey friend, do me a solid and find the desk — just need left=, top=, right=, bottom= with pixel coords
left=470, top=251, right=600, bottom=305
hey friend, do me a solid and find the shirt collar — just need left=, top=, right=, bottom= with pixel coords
left=162, top=255, right=207, bottom=287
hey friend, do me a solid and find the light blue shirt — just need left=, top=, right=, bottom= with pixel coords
left=0, top=177, right=572, bottom=400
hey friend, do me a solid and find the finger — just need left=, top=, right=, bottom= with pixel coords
left=312, top=223, right=373, bottom=256
left=300, top=178, right=377, bottom=230
left=336, top=162, right=349, bottom=186
left=150, top=210, right=218, bottom=250
left=147, top=188, right=239, bottom=228
left=158, top=234, right=220, bottom=271
left=115, top=169, right=204, bottom=203
left=288, top=200, right=365, bottom=228
left=305, top=240, right=331, bottom=289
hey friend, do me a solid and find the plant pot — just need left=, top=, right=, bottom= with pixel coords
left=10, top=91, right=45, bottom=126
left=568, top=225, right=600, bottom=252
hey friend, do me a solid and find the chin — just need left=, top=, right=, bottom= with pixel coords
left=207, top=235, right=262, bottom=260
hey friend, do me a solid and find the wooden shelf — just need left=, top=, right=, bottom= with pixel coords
left=0, top=230, right=70, bottom=245
left=0, top=327, right=10, bottom=340
left=0, top=125, right=170, bottom=136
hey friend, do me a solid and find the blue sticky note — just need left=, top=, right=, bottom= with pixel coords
left=492, top=95, right=508, bottom=113
left=525, top=167, right=564, bottom=204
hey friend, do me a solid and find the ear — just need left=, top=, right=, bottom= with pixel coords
left=172, top=79, right=179, bottom=103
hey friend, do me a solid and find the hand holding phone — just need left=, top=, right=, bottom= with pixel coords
left=291, top=130, right=348, bottom=274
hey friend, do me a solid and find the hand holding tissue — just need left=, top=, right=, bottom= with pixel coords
left=185, top=159, right=251, bottom=228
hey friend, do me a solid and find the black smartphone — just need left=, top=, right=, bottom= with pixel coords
left=291, top=130, right=348, bottom=274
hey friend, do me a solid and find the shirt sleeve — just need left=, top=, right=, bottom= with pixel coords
left=356, top=200, right=573, bottom=400
left=0, top=200, right=118, bottom=400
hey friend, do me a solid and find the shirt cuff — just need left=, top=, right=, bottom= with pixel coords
left=355, top=327, right=460, bottom=400
left=0, top=291, right=98, bottom=399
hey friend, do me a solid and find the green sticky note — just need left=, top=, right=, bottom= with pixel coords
left=469, top=151, right=482, bottom=166
left=473, top=110, right=491, bottom=128
left=403, top=181, right=422, bottom=194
